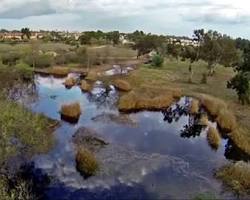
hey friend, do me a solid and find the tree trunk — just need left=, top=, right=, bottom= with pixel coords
left=188, top=63, right=193, bottom=83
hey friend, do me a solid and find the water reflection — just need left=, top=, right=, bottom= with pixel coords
left=13, top=75, right=248, bottom=199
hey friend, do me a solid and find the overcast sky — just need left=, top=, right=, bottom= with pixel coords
left=0, top=0, right=249, bottom=38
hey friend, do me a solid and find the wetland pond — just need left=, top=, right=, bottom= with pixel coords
left=8, top=73, right=249, bottom=199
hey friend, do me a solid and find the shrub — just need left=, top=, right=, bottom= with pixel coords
left=216, top=161, right=250, bottom=195
left=152, top=54, right=164, bottom=67
left=24, top=54, right=53, bottom=68
left=75, top=148, right=99, bottom=178
left=207, top=126, right=221, bottom=150
left=113, top=79, right=132, bottom=92
left=60, top=102, right=81, bottom=122
left=15, top=62, right=33, bottom=80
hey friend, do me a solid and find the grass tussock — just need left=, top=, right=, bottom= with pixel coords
left=60, top=102, right=81, bottom=120
left=64, top=77, right=76, bottom=89
left=118, top=91, right=175, bottom=112
left=190, top=99, right=200, bottom=114
left=228, top=128, right=250, bottom=155
left=49, top=66, right=70, bottom=76
left=207, top=126, right=221, bottom=150
left=85, top=71, right=98, bottom=82
left=216, top=109, right=237, bottom=133
left=199, top=114, right=209, bottom=126
left=80, top=80, right=92, bottom=92
left=113, top=79, right=132, bottom=92
left=197, top=94, right=227, bottom=117
left=216, top=161, right=250, bottom=195
left=76, top=148, right=99, bottom=178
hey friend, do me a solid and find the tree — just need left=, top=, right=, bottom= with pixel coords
left=106, top=31, right=120, bottom=45
left=200, top=30, right=223, bottom=76
left=227, top=45, right=250, bottom=104
left=30, top=40, right=40, bottom=69
left=182, top=45, right=197, bottom=82
left=21, top=28, right=31, bottom=40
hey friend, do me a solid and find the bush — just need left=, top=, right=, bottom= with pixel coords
left=15, top=62, right=33, bottom=80
left=24, top=54, right=53, bottom=68
left=152, top=54, right=164, bottom=67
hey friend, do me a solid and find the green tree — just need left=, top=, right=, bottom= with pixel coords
left=228, top=45, right=250, bottom=104
left=106, top=31, right=120, bottom=45
left=21, top=28, right=31, bottom=40
left=200, top=30, right=223, bottom=76
left=182, top=45, right=197, bottom=82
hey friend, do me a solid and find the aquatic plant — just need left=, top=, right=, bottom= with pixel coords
left=113, top=79, right=132, bottom=92
left=60, top=102, right=81, bottom=123
left=199, top=114, right=209, bottom=126
left=0, top=96, right=57, bottom=165
left=216, top=109, right=237, bottom=133
left=190, top=99, right=200, bottom=114
left=118, top=91, right=175, bottom=112
left=75, top=148, right=99, bottom=178
left=64, top=77, right=76, bottom=89
left=80, top=80, right=92, bottom=92
left=207, top=126, right=221, bottom=150
left=216, top=161, right=250, bottom=195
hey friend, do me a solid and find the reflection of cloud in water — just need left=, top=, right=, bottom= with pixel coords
left=35, top=75, right=66, bottom=89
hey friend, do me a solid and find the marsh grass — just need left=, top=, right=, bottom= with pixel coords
left=75, top=148, right=99, bottom=178
left=60, top=102, right=81, bottom=122
left=64, top=77, right=76, bottom=89
left=80, top=80, right=92, bottom=92
left=118, top=91, right=175, bottom=112
left=199, top=114, right=209, bottom=126
left=0, top=96, right=57, bottom=164
left=207, top=126, right=221, bottom=150
left=216, top=161, right=250, bottom=195
left=113, top=79, right=132, bottom=92
left=190, top=99, right=200, bottom=114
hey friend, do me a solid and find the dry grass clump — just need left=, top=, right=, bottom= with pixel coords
left=80, top=80, right=92, bottom=92
left=190, top=99, right=200, bottom=114
left=76, top=148, right=99, bottom=178
left=118, top=91, right=175, bottom=112
left=199, top=114, right=209, bottom=126
left=196, top=94, right=237, bottom=133
left=198, top=94, right=227, bottom=117
left=60, top=102, right=81, bottom=121
left=85, top=71, right=98, bottom=81
left=50, top=66, right=69, bottom=77
left=168, top=88, right=182, bottom=99
left=216, top=161, right=250, bottom=195
left=118, top=91, right=137, bottom=112
left=113, top=79, right=132, bottom=92
left=207, top=126, right=221, bottom=150
left=228, top=128, right=250, bottom=155
left=64, top=77, right=76, bottom=89
left=216, top=109, right=237, bottom=133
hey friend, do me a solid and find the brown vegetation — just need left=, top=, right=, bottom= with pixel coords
left=75, top=148, right=99, bottom=178
left=207, top=126, right=221, bottom=150
left=118, top=91, right=175, bottom=112
left=113, top=79, right=132, bottom=92
left=80, top=80, right=92, bottom=92
left=60, top=102, right=81, bottom=123
left=216, top=109, right=237, bottom=133
left=64, top=77, right=76, bottom=89
left=216, top=161, right=250, bottom=195
left=50, top=66, right=70, bottom=77
left=199, top=114, right=209, bottom=126
left=190, top=99, right=200, bottom=114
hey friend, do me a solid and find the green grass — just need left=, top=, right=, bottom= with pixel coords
left=0, top=96, right=57, bottom=164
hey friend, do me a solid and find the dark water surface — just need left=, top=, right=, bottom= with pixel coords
left=17, top=74, right=239, bottom=199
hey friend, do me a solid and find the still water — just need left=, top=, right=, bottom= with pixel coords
left=18, top=74, right=239, bottom=199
